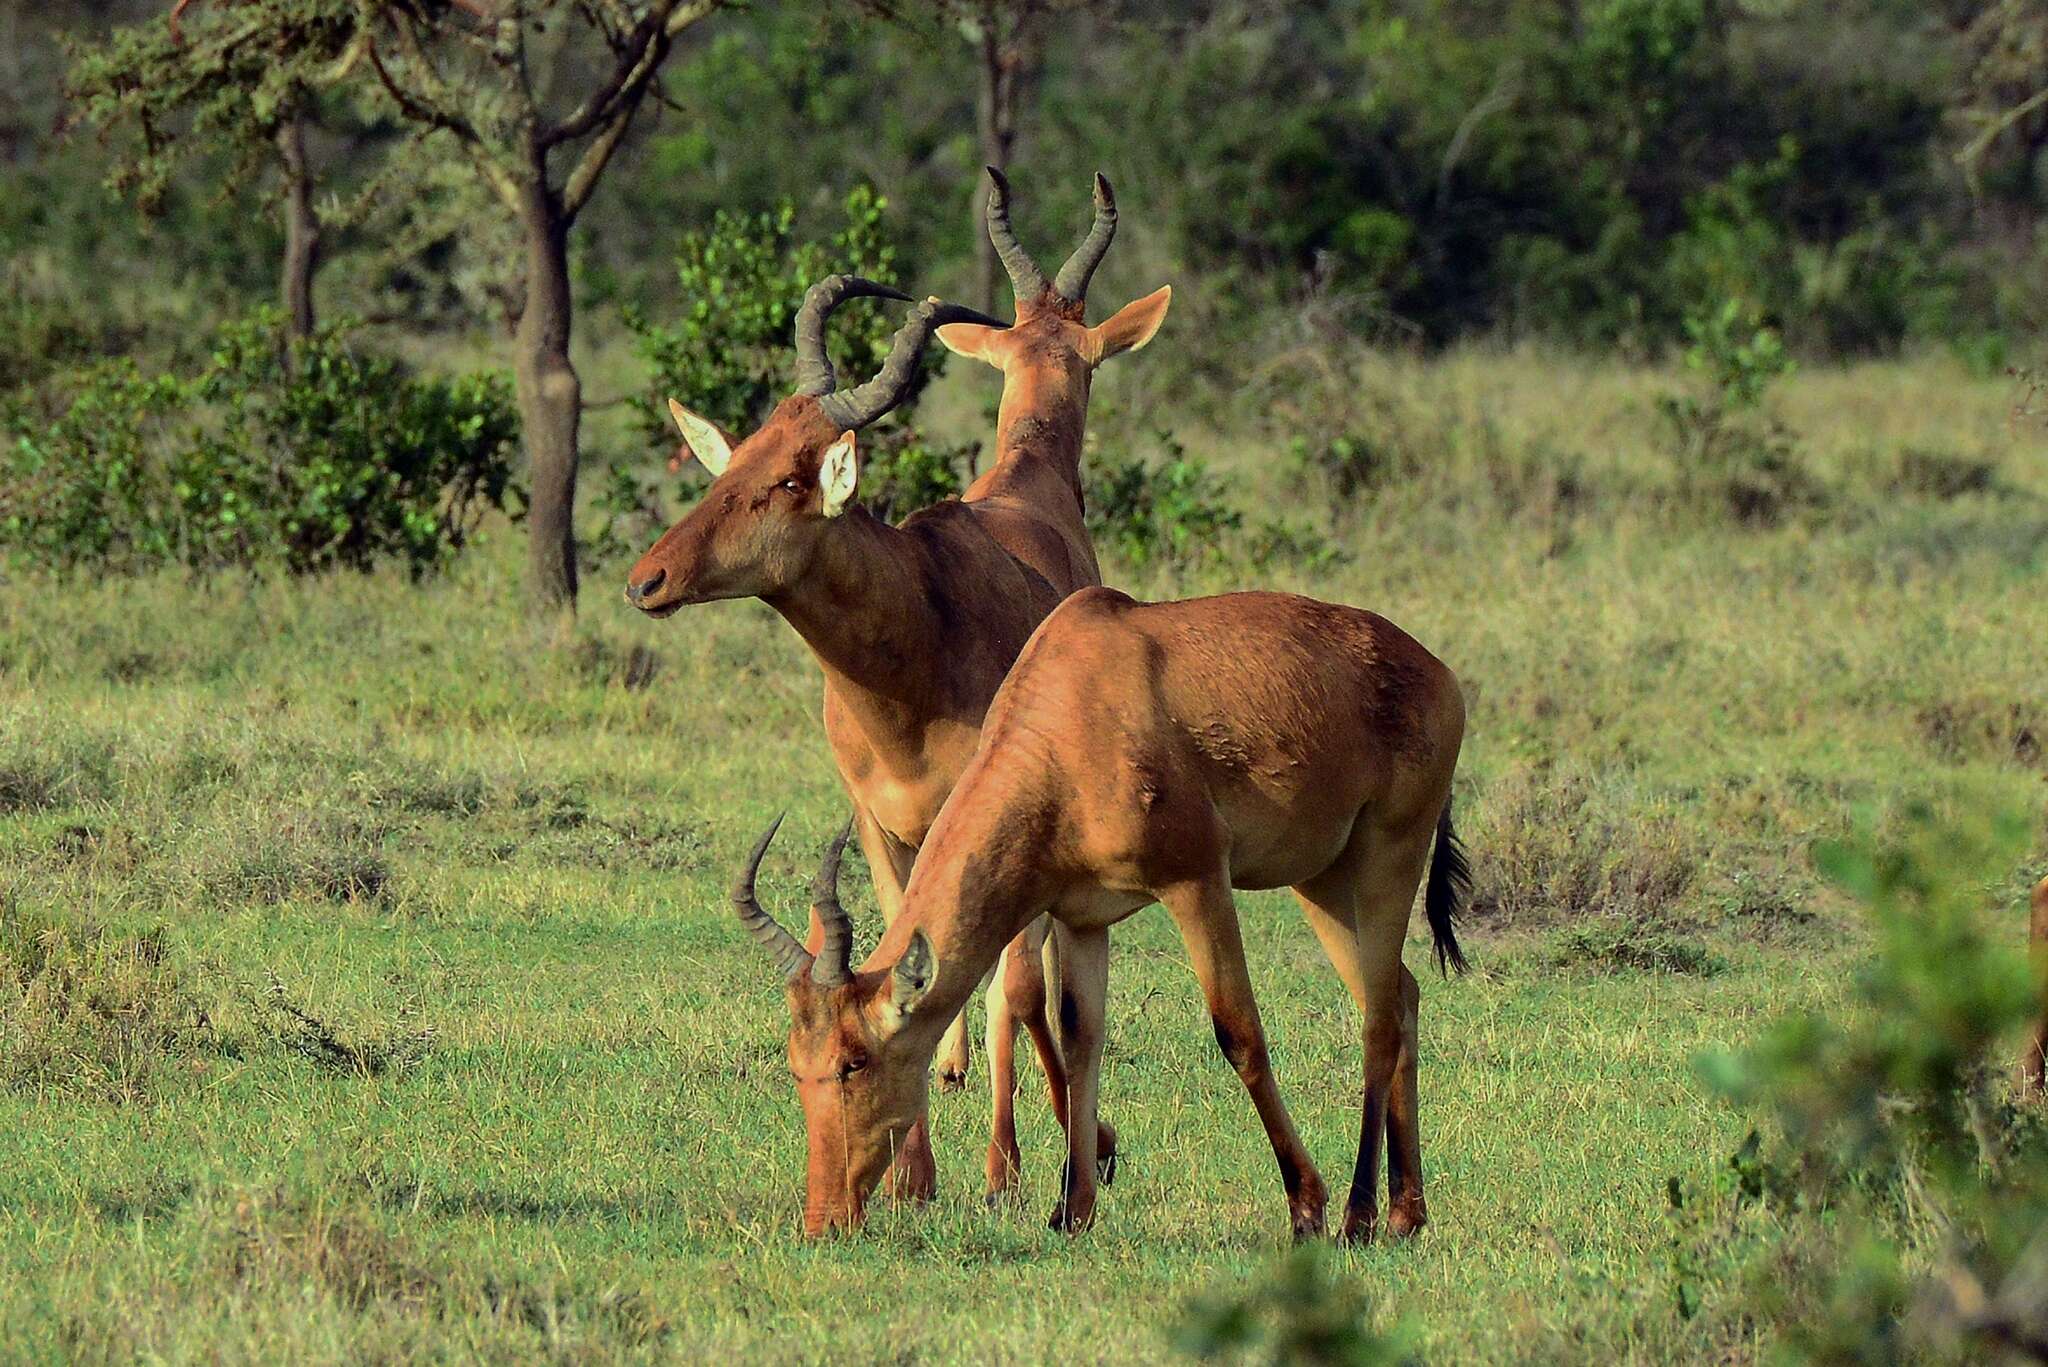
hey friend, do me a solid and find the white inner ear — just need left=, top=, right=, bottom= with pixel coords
left=668, top=398, right=733, bottom=477
left=819, top=436, right=859, bottom=517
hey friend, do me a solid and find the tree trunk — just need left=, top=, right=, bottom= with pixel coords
left=514, top=177, right=582, bottom=619
left=973, top=12, right=1021, bottom=315
left=276, top=110, right=322, bottom=345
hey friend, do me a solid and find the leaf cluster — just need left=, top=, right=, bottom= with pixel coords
left=1, top=308, right=519, bottom=576
left=66, top=0, right=361, bottom=212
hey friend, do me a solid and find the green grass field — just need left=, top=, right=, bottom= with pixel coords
left=2, top=349, right=2044, bottom=1362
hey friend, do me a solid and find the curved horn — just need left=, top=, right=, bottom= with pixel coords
left=816, top=295, right=1008, bottom=431
left=1053, top=172, right=1117, bottom=305
left=731, top=815, right=812, bottom=983
left=793, top=275, right=913, bottom=398
left=809, top=819, right=857, bottom=988
left=984, top=165, right=1049, bottom=304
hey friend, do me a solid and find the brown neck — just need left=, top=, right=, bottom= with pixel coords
left=764, top=509, right=950, bottom=767
left=868, top=760, right=1063, bottom=1049
left=981, top=363, right=1092, bottom=512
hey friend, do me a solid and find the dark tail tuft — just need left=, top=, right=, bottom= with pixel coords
left=1425, top=798, right=1471, bottom=977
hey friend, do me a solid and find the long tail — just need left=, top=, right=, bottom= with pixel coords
left=1425, top=796, right=1471, bottom=977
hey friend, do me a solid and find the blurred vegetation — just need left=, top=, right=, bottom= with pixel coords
left=1, top=310, right=518, bottom=575
left=1682, top=806, right=2048, bottom=1360
left=0, top=1, right=2039, bottom=604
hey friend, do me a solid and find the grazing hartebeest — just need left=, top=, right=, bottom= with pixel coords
left=626, top=183, right=1170, bottom=1197
left=731, top=587, right=1470, bottom=1241
left=2023, top=876, right=2048, bottom=1098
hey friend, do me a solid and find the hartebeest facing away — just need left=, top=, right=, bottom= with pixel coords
left=2023, top=876, right=2048, bottom=1098
left=626, top=181, right=1169, bottom=1198
left=733, top=588, right=1471, bottom=1241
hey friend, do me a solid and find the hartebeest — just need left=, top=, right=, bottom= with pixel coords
left=2023, top=876, right=2048, bottom=1098
left=732, top=587, right=1470, bottom=1241
left=626, top=176, right=1170, bottom=1199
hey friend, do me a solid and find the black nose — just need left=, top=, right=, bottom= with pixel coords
left=626, top=568, right=666, bottom=605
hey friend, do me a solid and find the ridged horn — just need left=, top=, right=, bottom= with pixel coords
left=816, top=295, right=1008, bottom=431
left=1053, top=172, right=1117, bottom=305
left=809, top=820, right=857, bottom=988
left=984, top=165, right=1049, bottom=303
left=731, top=815, right=812, bottom=983
left=792, top=275, right=913, bottom=398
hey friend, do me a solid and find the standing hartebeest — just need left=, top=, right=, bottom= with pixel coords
left=730, top=587, right=1471, bottom=1241
left=2023, top=876, right=2048, bottom=1098
left=625, top=175, right=1171, bottom=1199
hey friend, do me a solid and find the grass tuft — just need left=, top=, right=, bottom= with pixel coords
left=199, top=810, right=393, bottom=906
left=0, top=903, right=214, bottom=1101
left=1467, top=764, right=1700, bottom=929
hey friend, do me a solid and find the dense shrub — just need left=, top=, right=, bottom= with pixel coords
left=1682, top=807, right=2048, bottom=1359
left=1085, top=433, right=1346, bottom=577
left=1174, top=1244, right=1410, bottom=1364
left=1656, top=301, right=1824, bottom=526
left=0, top=310, right=518, bottom=576
left=626, top=187, right=905, bottom=441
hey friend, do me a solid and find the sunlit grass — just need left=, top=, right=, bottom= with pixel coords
left=1, top=350, right=2043, bottom=1360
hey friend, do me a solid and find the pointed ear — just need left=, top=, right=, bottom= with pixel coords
left=668, top=399, right=736, bottom=477
left=936, top=321, right=1007, bottom=369
left=1087, top=285, right=1172, bottom=364
left=819, top=432, right=859, bottom=517
left=887, top=930, right=936, bottom=1020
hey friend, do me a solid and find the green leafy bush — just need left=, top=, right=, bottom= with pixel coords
left=1173, top=1245, right=1411, bottom=1364
left=1, top=310, right=518, bottom=575
left=1086, top=433, right=1345, bottom=577
left=1682, top=806, right=2048, bottom=1359
left=1086, top=436, right=1244, bottom=571
left=626, top=187, right=928, bottom=445
left=1655, top=301, right=1823, bottom=526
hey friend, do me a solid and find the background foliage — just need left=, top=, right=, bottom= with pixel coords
left=1, top=1, right=2046, bottom=1360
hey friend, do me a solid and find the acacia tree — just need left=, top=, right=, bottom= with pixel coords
left=352, top=0, right=725, bottom=619
left=68, top=0, right=361, bottom=342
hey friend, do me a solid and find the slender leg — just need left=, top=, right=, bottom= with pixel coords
left=849, top=808, right=937, bottom=1202
left=2022, top=878, right=2048, bottom=1099
left=1385, top=965, right=1426, bottom=1236
left=1048, top=923, right=1110, bottom=1233
left=1162, top=876, right=1326, bottom=1240
left=1332, top=826, right=1436, bottom=1245
left=985, top=937, right=1025, bottom=1198
left=1294, top=884, right=1426, bottom=1236
left=1008, top=918, right=1118, bottom=1191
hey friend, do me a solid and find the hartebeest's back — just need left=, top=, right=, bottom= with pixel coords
left=978, top=588, right=1464, bottom=894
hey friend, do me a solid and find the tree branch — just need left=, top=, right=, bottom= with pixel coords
left=541, top=0, right=717, bottom=149
left=364, top=35, right=522, bottom=215
left=561, top=105, right=633, bottom=220
left=1956, top=84, right=2048, bottom=195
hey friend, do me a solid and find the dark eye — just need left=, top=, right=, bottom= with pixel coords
left=840, top=1056, right=868, bottom=1078
left=780, top=478, right=804, bottom=495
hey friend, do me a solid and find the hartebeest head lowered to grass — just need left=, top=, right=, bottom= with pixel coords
left=733, top=587, right=1471, bottom=1241
left=624, top=256, right=1142, bottom=1201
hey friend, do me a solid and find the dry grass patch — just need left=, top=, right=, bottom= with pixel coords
left=1466, top=763, right=1702, bottom=929
left=0, top=903, right=216, bottom=1101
